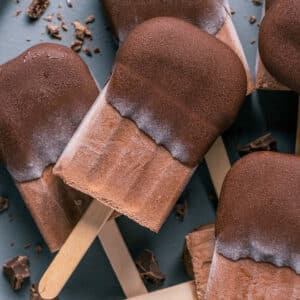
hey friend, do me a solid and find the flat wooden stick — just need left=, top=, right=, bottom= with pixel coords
left=98, top=219, right=148, bottom=297
left=129, top=281, right=197, bottom=300
left=205, top=137, right=231, bottom=197
left=39, top=200, right=113, bottom=300
left=295, top=96, right=300, bottom=154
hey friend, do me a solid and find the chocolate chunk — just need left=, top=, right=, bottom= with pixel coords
left=82, top=47, right=92, bottom=57
left=3, top=256, right=30, bottom=290
left=85, top=15, right=95, bottom=24
left=72, top=21, right=92, bottom=40
left=135, top=250, right=165, bottom=285
left=66, top=0, right=72, bottom=8
left=61, top=21, right=68, bottom=31
left=30, top=284, right=58, bottom=300
left=47, top=25, right=62, bottom=40
left=0, top=197, right=8, bottom=213
left=237, top=134, right=277, bottom=157
left=70, top=39, right=83, bottom=52
left=252, top=0, right=262, bottom=6
left=93, top=47, right=100, bottom=54
left=175, top=201, right=187, bottom=222
left=248, top=16, right=257, bottom=24
left=27, top=0, right=50, bottom=19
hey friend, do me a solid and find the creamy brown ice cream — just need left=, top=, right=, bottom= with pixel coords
left=0, top=43, right=99, bottom=251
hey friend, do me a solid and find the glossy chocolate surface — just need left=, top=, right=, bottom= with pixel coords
left=107, top=17, right=247, bottom=167
left=103, top=0, right=227, bottom=42
left=259, top=0, right=300, bottom=93
left=0, top=43, right=99, bottom=182
left=216, top=152, right=300, bottom=274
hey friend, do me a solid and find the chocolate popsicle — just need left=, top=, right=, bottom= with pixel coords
left=103, top=0, right=254, bottom=94
left=0, top=43, right=97, bottom=252
left=39, top=17, right=247, bottom=299
left=206, top=152, right=300, bottom=299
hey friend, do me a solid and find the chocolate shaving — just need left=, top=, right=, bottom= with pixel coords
left=0, top=197, right=8, bottom=213
left=3, top=256, right=30, bottom=290
left=237, top=133, right=277, bottom=157
left=47, top=25, right=62, bottom=40
left=72, top=21, right=92, bottom=40
left=135, top=249, right=165, bottom=285
left=85, top=15, right=95, bottom=24
left=27, top=0, right=50, bottom=19
left=175, top=201, right=188, bottom=222
left=70, top=39, right=83, bottom=52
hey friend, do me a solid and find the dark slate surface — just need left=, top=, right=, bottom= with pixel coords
left=0, top=0, right=297, bottom=299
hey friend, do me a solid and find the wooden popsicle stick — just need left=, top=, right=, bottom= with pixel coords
left=204, top=137, right=231, bottom=197
left=39, top=200, right=113, bottom=300
left=295, top=96, right=300, bottom=154
left=129, top=281, right=197, bottom=300
left=98, top=219, right=148, bottom=297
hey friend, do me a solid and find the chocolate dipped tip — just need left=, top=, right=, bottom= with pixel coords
left=0, top=43, right=99, bottom=182
left=216, top=151, right=300, bottom=274
left=259, top=0, right=300, bottom=93
left=107, top=17, right=247, bottom=167
left=102, top=0, right=227, bottom=43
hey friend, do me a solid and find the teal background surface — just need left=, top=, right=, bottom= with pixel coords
left=0, top=1, right=297, bottom=299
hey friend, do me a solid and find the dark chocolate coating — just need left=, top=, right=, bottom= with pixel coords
left=216, top=151, right=300, bottom=274
left=259, top=0, right=300, bottom=93
left=107, top=17, right=247, bottom=167
left=102, top=0, right=227, bottom=43
left=0, top=43, right=99, bottom=182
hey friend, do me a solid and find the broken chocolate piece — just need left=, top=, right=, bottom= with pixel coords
left=85, top=15, right=95, bottom=24
left=47, top=25, right=62, bottom=40
left=70, top=39, right=83, bottom=52
left=93, top=47, right=100, bottom=54
left=27, top=0, right=50, bottom=19
left=0, top=197, right=8, bottom=213
left=237, top=133, right=277, bottom=157
left=135, top=249, right=165, bottom=285
left=72, top=21, right=92, bottom=40
left=3, top=256, right=30, bottom=290
left=82, top=47, right=92, bottom=57
left=175, top=201, right=187, bottom=222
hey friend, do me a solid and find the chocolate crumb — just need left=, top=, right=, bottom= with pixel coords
left=24, top=243, right=32, bottom=249
left=85, top=15, right=95, bottom=24
left=61, top=21, right=68, bottom=31
left=15, top=10, right=22, bottom=16
left=94, top=47, right=100, bottom=54
left=47, top=25, right=62, bottom=40
left=0, top=197, right=9, bottom=213
left=43, top=15, right=52, bottom=22
left=27, top=0, right=50, bottom=19
left=10, top=243, right=15, bottom=247
left=8, top=213, right=14, bottom=222
left=72, top=21, right=92, bottom=40
left=237, top=133, right=277, bottom=157
left=135, top=250, right=165, bottom=285
left=250, top=39, right=256, bottom=44
left=230, top=7, right=236, bottom=15
left=248, top=16, right=257, bottom=24
left=175, top=201, right=188, bottom=222
left=66, top=0, right=72, bottom=8
left=58, top=3, right=62, bottom=8
left=3, top=256, right=30, bottom=290
left=252, top=0, right=262, bottom=6
left=70, top=39, right=83, bottom=52
left=35, top=244, right=43, bottom=254
left=56, top=12, right=63, bottom=21
left=82, top=47, right=92, bottom=57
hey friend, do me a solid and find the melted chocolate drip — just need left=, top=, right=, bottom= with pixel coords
left=107, top=17, right=247, bottom=167
left=216, top=152, right=300, bottom=274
